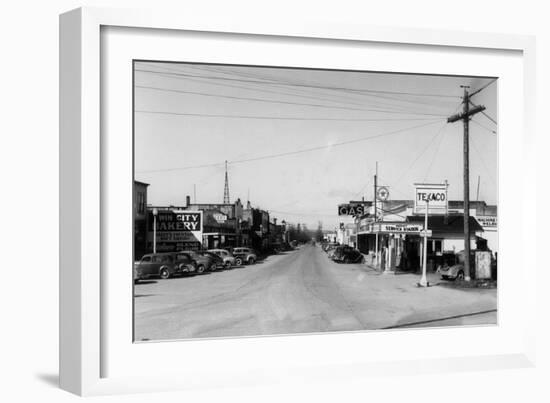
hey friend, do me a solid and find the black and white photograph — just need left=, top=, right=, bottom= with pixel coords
left=132, top=61, right=498, bottom=342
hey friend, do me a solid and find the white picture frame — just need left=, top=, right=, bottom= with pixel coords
left=60, top=7, right=537, bottom=396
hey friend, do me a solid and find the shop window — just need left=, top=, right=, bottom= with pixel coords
left=427, top=240, right=443, bottom=255
left=137, top=192, right=145, bottom=214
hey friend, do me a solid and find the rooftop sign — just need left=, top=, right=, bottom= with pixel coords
left=338, top=203, right=365, bottom=216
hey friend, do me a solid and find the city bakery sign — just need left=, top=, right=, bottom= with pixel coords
left=149, top=210, right=202, bottom=231
left=148, top=210, right=203, bottom=249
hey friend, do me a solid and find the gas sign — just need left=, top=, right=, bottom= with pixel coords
left=338, top=204, right=365, bottom=216
left=414, top=183, right=448, bottom=215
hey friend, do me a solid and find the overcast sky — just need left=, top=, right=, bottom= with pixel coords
left=134, top=61, right=497, bottom=230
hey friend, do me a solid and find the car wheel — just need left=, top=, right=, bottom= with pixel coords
left=235, top=258, right=243, bottom=266
left=456, top=271, right=465, bottom=281
left=224, top=262, right=232, bottom=270
left=196, top=264, right=205, bottom=274
left=344, top=257, right=350, bottom=264
left=248, top=257, right=255, bottom=264
left=159, top=268, right=170, bottom=279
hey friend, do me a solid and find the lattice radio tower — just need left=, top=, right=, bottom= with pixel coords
left=223, top=160, right=230, bottom=204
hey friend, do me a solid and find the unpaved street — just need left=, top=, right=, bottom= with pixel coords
left=134, top=244, right=497, bottom=341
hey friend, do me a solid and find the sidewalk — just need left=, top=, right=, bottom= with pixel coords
left=327, top=258, right=497, bottom=329
left=363, top=261, right=441, bottom=284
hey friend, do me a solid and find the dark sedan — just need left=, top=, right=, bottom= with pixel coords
left=202, top=251, right=225, bottom=271
left=134, top=252, right=182, bottom=280
left=180, top=250, right=215, bottom=274
left=331, top=246, right=364, bottom=264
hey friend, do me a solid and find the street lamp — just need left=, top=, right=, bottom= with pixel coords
left=152, top=208, right=158, bottom=254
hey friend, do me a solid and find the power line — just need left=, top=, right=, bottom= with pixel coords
left=135, top=85, right=449, bottom=117
left=469, top=78, right=497, bottom=98
left=469, top=134, right=496, bottom=185
left=228, top=121, right=442, bottom=165
left=423, top=124, right=448, bottom=182
left=135, top=109, right=442, bottom=122
left=389, top=121, right=448, bottom=187
left=210, top=65, right=462, bottom=115
left=136, top=63, right=460, bottom=99
left=137, top=67, right=456, bottom=114
left=136, top=120, right=442, bottom=174
left=469, top=100, right=497, bottom=125
left=175, top=64, right=462, bottom=111
left=471, top=119, right=497, bottom=135
left=137, top=68, right=420, bottom=113
left=137, top=161, right=224, bottom=174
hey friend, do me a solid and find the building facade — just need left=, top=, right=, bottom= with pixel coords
left=133, top=180, right=149, bottom=259
left=354, top=199, right=493, bottom=272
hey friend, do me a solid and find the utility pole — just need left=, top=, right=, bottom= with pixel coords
left=447, top=87, right=486, bottom=281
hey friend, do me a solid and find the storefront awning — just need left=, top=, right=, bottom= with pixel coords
left=406, top=214, right=482, bottom=233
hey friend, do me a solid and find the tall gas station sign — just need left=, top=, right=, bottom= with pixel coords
left=413, top=183, right=448, bottom=215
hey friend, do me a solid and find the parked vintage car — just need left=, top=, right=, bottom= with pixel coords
left=439, top=263, right=466, bottom=280
left=323, top=243, right=339, bottom=253
left=231, top=247, right=257, bottom=265
left=325, top=244, right=339, bottom=259
left=172, top=251, right=198, bottom=275
left=133, top=266, right=141, bottom=284
left=438, top=249, right=497, bottom=281
left=202, top=251, right=225, bottom=271
left=180, top=250, right=215, bottom=274
left=134, top=252, right=182, bottom=279
left=207, top=249, right=236, bottom=269
left=331, top=246, right=364, bottom=264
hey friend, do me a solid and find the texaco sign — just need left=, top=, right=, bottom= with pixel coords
left=376, top=186, right=389, bottom=201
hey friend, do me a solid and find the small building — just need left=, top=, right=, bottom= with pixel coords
left=133, top=180, right=149, bottom=259
left=242, top=201, right=270, bottom=251
left=355, top=197, right=489, bottom=272
left=185, top=197, right=244, bottom=250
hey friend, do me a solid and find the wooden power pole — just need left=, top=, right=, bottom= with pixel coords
left=447, top=87, right=486, bottom=281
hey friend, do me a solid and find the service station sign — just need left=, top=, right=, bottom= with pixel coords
left=414, top=183, right=448, bottom=215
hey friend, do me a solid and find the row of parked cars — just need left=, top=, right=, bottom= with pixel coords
left=321, top=243, right=364, bottom=264
left=134, top=247, right=258, bottom=282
